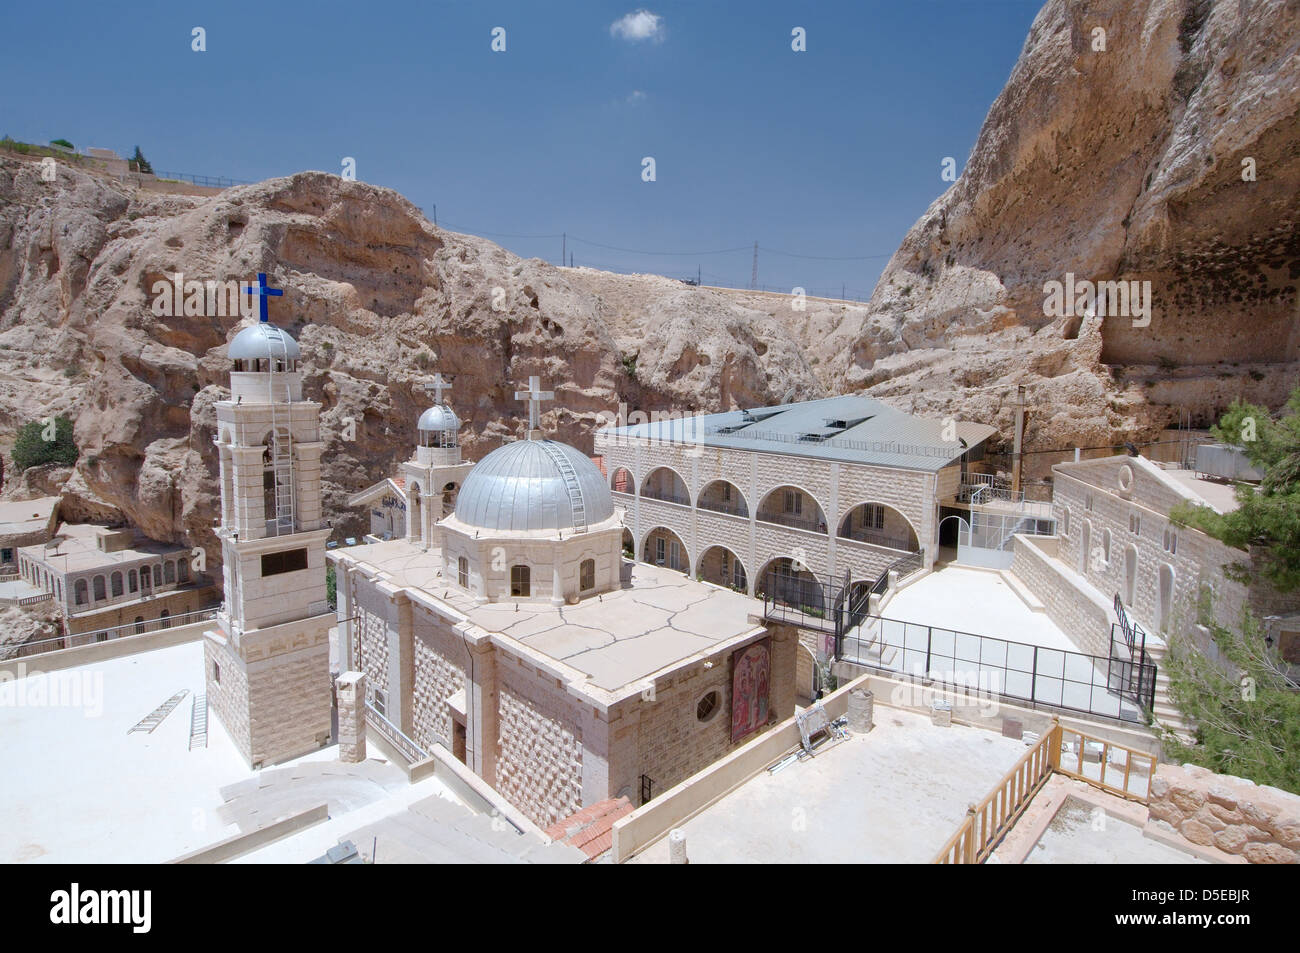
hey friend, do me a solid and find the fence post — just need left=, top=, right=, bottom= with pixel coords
left=963, top=805, right=977, bottom=863
left=1046, top=716, right=1062, bottom=771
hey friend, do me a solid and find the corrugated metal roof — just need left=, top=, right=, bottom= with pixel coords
left=597, top=395, right=998, bottom=472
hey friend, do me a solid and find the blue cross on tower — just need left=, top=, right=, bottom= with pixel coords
left=245, top=272, right=283, bottom=323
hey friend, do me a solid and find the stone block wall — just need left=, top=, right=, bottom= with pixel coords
left=204, top=635, right=252, bottom=762
left=1010, top=535, right=1112, bottom=657
left=337, top=671, right=365, bottom=762
left=410, top=613, right=467, bottom=751
left=352, top=601, right=390, bottom=705
left=494, top=655, right=583, bottom=828
left=1148, top=763, right=1300, bottom=863
left=245, top=637, right=332, bottom=767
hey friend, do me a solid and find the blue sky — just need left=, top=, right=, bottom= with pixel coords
left=1, top=0, right=1042, bottom=299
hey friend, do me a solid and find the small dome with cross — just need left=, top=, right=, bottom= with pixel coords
left=229, top=322, right=301, bottom=362
left=418, top=404, right=460, bottom=433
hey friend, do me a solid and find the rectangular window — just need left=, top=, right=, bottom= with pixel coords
left=580, top=559, right=595, bottom=591
left=510, top=565, right=530, bottom=598
left=213, top=662, right=221, bottom=685
left=670, top=540, right=681, bottom=570
left=457, top=556, right=469, bottom=588
left=1130, top=513, right=1141, bottom=535
left=656, top=537, right=666, bottom=563
left=261, top=548, right=309, bottom=577
left=785, top=491, right=802, bottom=515
left=373, top=688, right=388, bottom=718
left=865, top=504, right=885, bottom=529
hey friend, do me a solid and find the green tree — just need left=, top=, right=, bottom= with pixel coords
left=130, top=145, right=153, bottom=174
left=49, top=138, right=74, bottom=151
left=11, top=416, right=78, bottom=472
left=326, top=564, right=337, bottom=610
left=1162, top=599, right=1300, bottom=795
left=1171, top=388, right=1300, bottom=593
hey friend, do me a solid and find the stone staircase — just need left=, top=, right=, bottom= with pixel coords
left=1142, top=642, right=1196, bottom=744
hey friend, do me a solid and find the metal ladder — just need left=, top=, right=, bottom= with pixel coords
left=128, top=689, right=190, bottom=734
left=188, top=693, right=208, bottom=750
left=536, top=440, right=587, bottom=533
left=265, top=327, right=296, bottom=536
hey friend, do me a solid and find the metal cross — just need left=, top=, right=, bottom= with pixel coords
left=244, top=272, right=283, bottom=323
left=514, top=375, right=554, bottom=431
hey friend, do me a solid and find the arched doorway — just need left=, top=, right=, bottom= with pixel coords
left=755, top=557, right=824, bottom=613
left=642, top=527, right=689, bottom=574
left=697, top=545, right=747, bottom=591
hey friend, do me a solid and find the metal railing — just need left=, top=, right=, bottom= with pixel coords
left=639, top=490, right=692, bottom=507
left=837, top=528, right=917, bottom=552
left=840, top=615, right=1155, bottom=724
left=364, top=701, right=436, bottom=763
left=149, top=169, right=254, bottom=188
left=695, top=498, right=748, bottom=518
left=755, top=510, right=828, bottom=534
left=7, top=606, right=219, bottom=658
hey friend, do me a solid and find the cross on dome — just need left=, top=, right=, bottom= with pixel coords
left=244, top=272, right=283, bottom=323
left=514, top=375, right=554, bottom=433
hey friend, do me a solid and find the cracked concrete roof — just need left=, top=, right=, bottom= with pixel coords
left=337, top=541, right=765, bottom=691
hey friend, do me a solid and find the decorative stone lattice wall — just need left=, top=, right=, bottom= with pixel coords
left=1149, top=763, right=1299, bottom=863
left=495, top=666, right=583, bottom=828
left=410, top=619, right=466, bottom=751
left=353, top=602, right=389, bottom=701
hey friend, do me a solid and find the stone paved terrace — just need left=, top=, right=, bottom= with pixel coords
left=630, top=706, right=1028, bottom=864
left=342, top=541, right=766, bottom=691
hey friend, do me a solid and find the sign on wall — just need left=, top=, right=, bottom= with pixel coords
left=731, top=638, right=771, bottom=743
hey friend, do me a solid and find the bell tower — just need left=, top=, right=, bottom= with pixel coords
left=205, top=273, right=333, bottom=768
left=402, top=371, right=474, bottom=548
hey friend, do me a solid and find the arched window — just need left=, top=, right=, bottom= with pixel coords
left=128, top=569, right=138, bottom=592
left=153, top=565, right=162, bottom=587
left=164, top=561, right=176, bottom=584
left=580, top=559, right=595, bottom=592
left=110, top=572, right=123, bottom=597
left=141, top=568, right=151, bottom=591
left=74, top=579, right=88, bottom=605
left=510, top=565, right=530, bottom=598
left=1060, top=506, right=1070, bottom=537
left=1101, top=528, right=1112, bottom=566
left=134, top=616, right=145, bottom=634
left=160, top=609, right=170, bottom=629
left=457, top=556, right=469, bottom=589
left=93, top=575, right=107, bottom=601
left=1124, top=545, right=1138, bottom=606
left=178, top=558, right=190, bottom=583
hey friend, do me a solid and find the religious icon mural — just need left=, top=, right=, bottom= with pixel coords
left=731, top=638, right=771, bottom=743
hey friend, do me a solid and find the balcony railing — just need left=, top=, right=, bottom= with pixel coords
left=755, top=510, right=828, bottom=534
left=640, top=491, right=692, bottom=507
left=837, top=529, right=917, bottom=553
left=696, top=499, right=748, bottom=518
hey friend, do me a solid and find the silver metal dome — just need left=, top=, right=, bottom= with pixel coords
left=418, top=404, right=461, bottom=432
left=454, top=439, right=614, bottom=532
left=229, top=322, right=301, bottom=361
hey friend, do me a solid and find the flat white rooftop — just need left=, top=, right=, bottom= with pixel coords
left=0, top=639, right=460, bottom=863
left=631, top=706, right=1027, bottom=864
left=339, top=542, right=765, bottom=691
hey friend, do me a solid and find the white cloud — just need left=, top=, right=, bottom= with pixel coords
left=626, top=90, right=647, bottom=104
left=610, top=10, right=664, bottom=43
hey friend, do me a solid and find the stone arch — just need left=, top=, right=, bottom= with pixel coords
left=641, top=466, right=691, bottom=506
left=697, top=479, right=748, bottom=517
left=621, top=527, right=634, bottom=559
left=641, top=526, right=690, bottom=574
left=697, top=544, right=747, bottom=591
left=754, top=556, right=824, bottom=611
left=610, top=467, right=635, bottom=495
left=756, top=484, right=828, bottom=533
left=837, top=500, right=920, bottom=552
left=440, top=481, right=459, bottom=518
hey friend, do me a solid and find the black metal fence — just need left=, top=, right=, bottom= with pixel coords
left=840, top=616, right=1155, bottom=725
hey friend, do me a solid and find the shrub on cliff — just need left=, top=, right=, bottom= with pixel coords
left=11, top=416, right=79, bottom=472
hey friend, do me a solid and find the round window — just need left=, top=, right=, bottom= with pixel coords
left=696, top=690, right=720, bottom=723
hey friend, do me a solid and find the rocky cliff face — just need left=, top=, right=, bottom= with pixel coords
left=804, top=0, right=1299, bottom=454
left=0, top=0, right=1295, bottom=568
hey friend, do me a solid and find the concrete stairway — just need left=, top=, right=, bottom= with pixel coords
left=1143, top=642, right=1196, bottom=744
